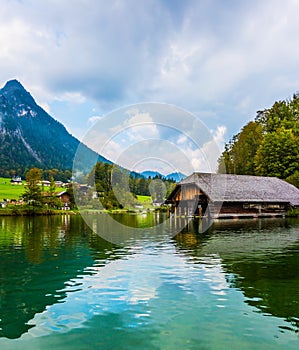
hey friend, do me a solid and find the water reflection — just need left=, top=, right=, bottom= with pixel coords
left=0, top=214, right=298, bottom=349
left=173, top=217, right=299, bottom=334
left=0, top=216, right=118, bottom=339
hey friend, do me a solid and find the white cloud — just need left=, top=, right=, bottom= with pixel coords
left=80, top=102, right=227, bottom=174
left=99, top=108, right=161, bottom=149
left=168, top=125, right=226, bottom=173
left=212, top=125, right=226, bottom=148
left=124, top=110, right=160, bottom=142
left=100, top=139, right=124, bottom=163
left=177, top=134, right=188, bottom=145
left=88, top=115, right=102, bottom=124
left=56, top=92, right=86, bottom=104
left=1, top=0, right=299, bottom=143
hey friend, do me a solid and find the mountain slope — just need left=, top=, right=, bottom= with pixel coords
left=0, top=80, right=110, bottom=177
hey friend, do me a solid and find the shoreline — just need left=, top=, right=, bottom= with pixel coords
left=0, top=208, right=77, bottom=216
left=0, top=206, right=298, bottom=217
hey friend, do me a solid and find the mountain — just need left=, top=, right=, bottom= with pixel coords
left=165, top=172, right=186, bottom=182
left=140, top=170, right=186, bottom=182
left=140, top=170, right=163, bottom=178
left=0, top=79, right=110, bottom=177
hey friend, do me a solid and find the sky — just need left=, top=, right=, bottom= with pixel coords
left=1, top=0, right=299, bottom=173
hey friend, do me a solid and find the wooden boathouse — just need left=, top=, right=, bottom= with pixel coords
left=165, top=173, right=299, bottom=219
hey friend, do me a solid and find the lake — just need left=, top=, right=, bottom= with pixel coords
left=0, top=214, right=298, bottom=349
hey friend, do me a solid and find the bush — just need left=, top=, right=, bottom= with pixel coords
left=286, top=208, right=299, bottom=217
left=286, top=171, right=299, bottom=189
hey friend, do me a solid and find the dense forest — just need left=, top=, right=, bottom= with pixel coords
left=73, top=162, right=176, bottom=209
left=218, top=93, right=299, bottom=188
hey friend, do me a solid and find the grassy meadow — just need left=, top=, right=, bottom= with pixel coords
left=136, top=195, right=152, bottom=204
left=0, top=177, right=26, bottom=200
left=0, top=177, right=66, bottom=201
left=0, top=177, right=162, bottom=214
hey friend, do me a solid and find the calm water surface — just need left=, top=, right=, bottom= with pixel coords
left=0, top=214, right=298, bottom=349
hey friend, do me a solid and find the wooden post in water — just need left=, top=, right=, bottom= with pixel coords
left=198, top=204, right=202, bottom=219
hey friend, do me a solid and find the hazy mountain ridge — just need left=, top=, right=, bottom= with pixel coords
left=141, top=170, right=186, bottom=181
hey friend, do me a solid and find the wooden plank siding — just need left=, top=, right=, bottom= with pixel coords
left=173, top=184, right=204, bottom=202
left=168, top=184, right=209, bottom=217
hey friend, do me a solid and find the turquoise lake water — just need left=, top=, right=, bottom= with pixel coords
left=0, top=214, right=298, bottom=349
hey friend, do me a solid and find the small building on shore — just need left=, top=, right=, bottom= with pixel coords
left=56, top=191, right=71, bottom=210
left=165, top=173, right=299, bottom=219
left=40, top=180, right=51, bottom=187
left=11, top=177, right=22, bottom=185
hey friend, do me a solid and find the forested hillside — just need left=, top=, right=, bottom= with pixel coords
left=82, top=162, right=176, bottom=209
left=0, top=80, right=109, bottom=177
left=218, top=94, right=299, bottom=187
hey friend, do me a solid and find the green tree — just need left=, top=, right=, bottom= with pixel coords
left=286, top=171, right=299, bottom=188
left=218, top=143, right=234, bottom=174
left=22, top=168, right=43, bottom=204
left=218, top=93, right=299, bottom=178
left=137, top=177, right=149, bottom=196
left=66, top=182, right=76, bottom=209
left=233, top=122, right=263, bottom=175
left=255, top=95, right=299, bottom=134
left=254, top=128, right=299, bottom=178
left=218, top=122, right=263, bottom=175
left=49, top=176, right=56, bottom=196
left=149, top=178, right=166, bottom=203
left=46, top=176, right=60, bottom=208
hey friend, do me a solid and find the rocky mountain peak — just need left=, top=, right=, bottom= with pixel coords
left=2, top=79, right=24, bottom=91
left=0, top=79, right=36, bottom=107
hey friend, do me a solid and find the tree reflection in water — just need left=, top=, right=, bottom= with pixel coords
left=173, top=217, right=299, bottom=334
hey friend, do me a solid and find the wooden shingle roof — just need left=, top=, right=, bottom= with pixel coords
left=178, top=173, right=299, bottom=206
